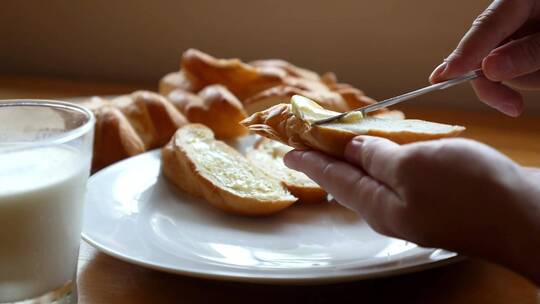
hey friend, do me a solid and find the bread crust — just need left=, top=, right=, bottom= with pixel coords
left=161, top=124, right=297, bottom=216
left=247, top=138, right=327, bottom=204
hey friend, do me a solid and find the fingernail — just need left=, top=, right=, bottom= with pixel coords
left=283, top=150, right=302, bottom=169
left=351, top=137, right=365, bottom=145
left=498, top=102, right=520, bottom=117
left=345, top=137, right=364, bottom=161
left=348, top=137, right=364, bottom=152
left=484, top=54, right=514, bottom=81
left=429, top=62, right=448, bottom=83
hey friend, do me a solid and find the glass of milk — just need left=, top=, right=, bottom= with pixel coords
left=0, top=100, right=95, bottom=303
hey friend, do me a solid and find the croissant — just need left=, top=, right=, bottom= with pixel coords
left=181, top=49, right=284, bottom=100
left=249, top=59, right=320, bottom=81
left=159, top=70, right=202, bottom=96
left=243, top=83, right=379, bottom=115
left=160, top=49, right=385, bottom=119
left=81, top=91, right=188, bottom=171
left=167, top=85, right=248, bottom=139
left=91, top=105, right=145, bottom=171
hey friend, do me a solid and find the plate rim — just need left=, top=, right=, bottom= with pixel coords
left=82, top=231, right=463, bottom=285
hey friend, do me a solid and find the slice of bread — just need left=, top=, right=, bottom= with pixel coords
left=247, top=138, right=327, bottom=204
left=161, top=124, right=297, bottom=216
left=241, top=95, right=465, bottom=158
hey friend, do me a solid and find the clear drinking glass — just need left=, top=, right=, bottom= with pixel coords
left=0, top=100, right=95, bottom=303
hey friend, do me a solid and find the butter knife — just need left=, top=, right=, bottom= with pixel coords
left=313, top=69, right=484, bottom=125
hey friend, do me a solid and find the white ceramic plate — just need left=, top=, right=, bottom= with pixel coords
left=82, top=140, right=460, bottom=285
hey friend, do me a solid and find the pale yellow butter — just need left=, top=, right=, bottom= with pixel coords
left=290, top=95, right=362, bottom=124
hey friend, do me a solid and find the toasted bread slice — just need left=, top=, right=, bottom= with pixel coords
left=168, top=85, right=248, bottom=139
left=241, top=95, right=465, bottom=158
left=161, top=124, right=297, bottom=216
left=247, top=138, right=327, bottom=204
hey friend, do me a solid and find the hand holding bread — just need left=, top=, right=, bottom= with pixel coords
left=241, top=95, right=465, bottom=158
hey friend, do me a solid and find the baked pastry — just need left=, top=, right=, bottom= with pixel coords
left=249, top=59, right=320, bottom=81
left=246, top=138, right=327, bottom=204
left=242, top=67, right=379, bottom=114
left=162, top=49, right=384, bottom=115
left=241, top=95, right=465, bottom=158
left=81, top=91, right=188, bottom=171
left=111, top=91, right=188, bottom=149
left=161, top=124, right=297, bottom=216
left=181, top=49, right=284, bottom=100
left=243, top=83, right=378, bottom=115
left=90, top=105, right=145, bottom=171
left=167, top=85, right=248, bottom=139
left=158, top=70, right=202, bottom=96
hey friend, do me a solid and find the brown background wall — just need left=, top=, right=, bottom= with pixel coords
left=1, top=0, right=539, bottom=113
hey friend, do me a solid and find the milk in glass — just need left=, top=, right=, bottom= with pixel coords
left=0, top=145, right=89, bottom=302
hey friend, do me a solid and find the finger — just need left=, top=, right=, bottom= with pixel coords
left=507, top=20, right=540, bottom=41
left=470, top=77, right=524, bottom=116
left=482, top=32, right=540, bottom=81
left=344, top=136, right=402, bottom=188
left=284, top=150, right=372, bottom=204
left=430, top=0, right=534, bottom=83
left=284, top=150, right=403, bottom=236
left=505, top=69, right=540, bottom=89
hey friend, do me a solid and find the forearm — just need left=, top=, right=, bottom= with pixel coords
left=496, top=172, right=540, bottom=285
left=523, top=166, right=540, bottom=178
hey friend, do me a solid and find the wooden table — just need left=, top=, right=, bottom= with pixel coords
left=2, top=75, right=539, bottom=303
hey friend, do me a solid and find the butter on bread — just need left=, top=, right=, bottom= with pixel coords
left=247, top=138, right=327, bottom=204
left=167, top=85, right=248, bottom=139
left=241, top=95, right=465, bottom=157
left=161, top=124, right=297, bottom=216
